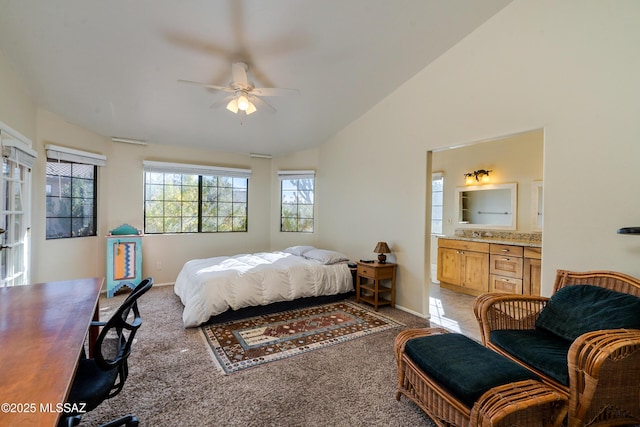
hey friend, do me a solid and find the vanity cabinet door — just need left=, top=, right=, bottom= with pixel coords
left=461, top=250, right=489, bottom=292
left=524, top=257, right=542, bottom=296
left=437, top=244, right=489, bottom=293
left=437, top=247, right=461, bottom=285
left=523, top=247, right=542, bottom=296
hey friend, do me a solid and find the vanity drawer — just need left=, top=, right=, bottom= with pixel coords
left=524, top=247, right=542, bottom=260
left=490, top=244, right=524, bottom=257
left=490, top=254, right=523, bottom=279
left=490, top=274, right=523, bottom=294
left=438, top=239, right=489, bottom=253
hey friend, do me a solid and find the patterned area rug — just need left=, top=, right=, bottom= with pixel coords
left=200, top=300, right=403, bottom=374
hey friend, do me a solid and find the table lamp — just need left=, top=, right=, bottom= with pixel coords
left=374, top=241, right=391, bottom=264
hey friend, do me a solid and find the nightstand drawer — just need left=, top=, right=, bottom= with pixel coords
left=358, top=265, right=394, bottom=279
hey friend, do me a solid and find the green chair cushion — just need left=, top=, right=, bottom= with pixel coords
left=535, top=285, right=640, bottom=342
left=490, top=329, right=572, bottom=386
left=405, top=333, right=538, bottom=407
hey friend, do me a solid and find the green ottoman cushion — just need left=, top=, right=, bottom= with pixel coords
left=404, top=333, right=538, bottom=407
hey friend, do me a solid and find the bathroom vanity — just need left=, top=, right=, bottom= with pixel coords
left=437, top=236, right=542, bottom=296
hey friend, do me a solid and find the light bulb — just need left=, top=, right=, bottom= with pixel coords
left=237, top=95, right=249, bottom=111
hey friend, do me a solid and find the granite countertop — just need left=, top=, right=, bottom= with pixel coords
left=439, top=230, right=542, bottom=248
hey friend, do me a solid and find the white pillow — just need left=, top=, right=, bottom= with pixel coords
left=303, top=248, right=349, bottom=265
left=283, top=245, right=316, bottom=257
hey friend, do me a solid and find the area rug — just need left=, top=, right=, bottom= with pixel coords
left=200, top=300, right=404, bottom=374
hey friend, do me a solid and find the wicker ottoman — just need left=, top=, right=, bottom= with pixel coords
left=395, top=328, right=567, bottom=427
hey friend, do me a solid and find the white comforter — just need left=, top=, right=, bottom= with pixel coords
left=174, top=251, right=353, bottom=327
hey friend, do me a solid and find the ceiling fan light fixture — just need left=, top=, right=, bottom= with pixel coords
left=226, top=98, right=239, bottom=113
left=237, top=94, right=250, bottom=111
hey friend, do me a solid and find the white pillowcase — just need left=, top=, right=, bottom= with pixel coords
left=283, top=245, right=316, bottom=257
left=303, top=248, right=349, bottom=265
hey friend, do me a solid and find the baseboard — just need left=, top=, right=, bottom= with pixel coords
left=395, top=304, right=430, bottom=320
left=151, top=281, right=174, bottom=287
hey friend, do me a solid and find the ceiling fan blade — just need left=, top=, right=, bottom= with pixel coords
left=178, top=80, right=235, bottom=93
left=249, top=95, right=276, bottom=114
left=232, top=63, right=249, bottom=86
left=210, top=95, right=235, bottom=109
left=251, top=87, right=299, bottom=97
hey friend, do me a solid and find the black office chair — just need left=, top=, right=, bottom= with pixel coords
left=59, top=277, right=153, bottom=427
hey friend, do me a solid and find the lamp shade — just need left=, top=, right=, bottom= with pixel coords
left=374, top=242, right=391, bottom=254
left=226, top=98, right=239, bottom=113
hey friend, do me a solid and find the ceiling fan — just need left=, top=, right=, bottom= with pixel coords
left=179, top=62, right=298, bottom=115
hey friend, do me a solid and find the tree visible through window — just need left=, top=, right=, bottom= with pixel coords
left=144, top=172, right=248, bottom=233
left=280, top=174, right=314, bottom=233
left=46, top=161, right=97, bottom=239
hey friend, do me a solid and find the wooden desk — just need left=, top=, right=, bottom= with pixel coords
left=0, top=278, right=103, bottom=426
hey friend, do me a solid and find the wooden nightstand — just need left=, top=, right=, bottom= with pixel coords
left=356, top=262, right=397, bottom=311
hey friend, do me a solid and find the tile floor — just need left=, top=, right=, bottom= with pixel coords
left=428, top=283, right=481, bottom=342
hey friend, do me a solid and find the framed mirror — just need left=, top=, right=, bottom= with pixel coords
left=455, top=183, right=517, bottom=230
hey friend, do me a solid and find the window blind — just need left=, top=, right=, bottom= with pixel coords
left=2, top=140, right=38, bottom=169
left=143, top=160, right=251, bottom=179
left=277, top=170, right=315, bottom=180
left=45, top=144, right=106, bottom=166
left=0, top=124, right=38, bottom=169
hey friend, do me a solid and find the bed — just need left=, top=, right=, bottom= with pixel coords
left=174, top=246, right=354, bottom=327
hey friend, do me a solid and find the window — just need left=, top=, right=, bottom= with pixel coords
left=143, top=161, right=250, bottom=234
left=431, top=172, right=444, bottom=235
left=279, top=170, right=315, bottom=232
left=45, top=145, right=105, bottom=239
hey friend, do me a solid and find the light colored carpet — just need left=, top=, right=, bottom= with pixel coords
left=81, top=285, right=436, bottom=426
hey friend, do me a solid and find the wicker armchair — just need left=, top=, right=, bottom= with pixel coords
left=474, top=269, right=640, bottom=427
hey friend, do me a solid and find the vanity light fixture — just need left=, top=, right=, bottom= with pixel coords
left=464, top=169, right=492, bottom=184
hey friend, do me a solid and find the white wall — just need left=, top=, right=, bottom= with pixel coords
left=0, top=50, right=36, bottom=142
left=316, top=0, right=640, bottom=315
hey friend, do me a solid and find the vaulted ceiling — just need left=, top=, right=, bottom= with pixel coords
left=0, top=0, right=512, bottom=155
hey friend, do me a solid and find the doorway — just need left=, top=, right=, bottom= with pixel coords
left=426, top=129, right=544, bottom=325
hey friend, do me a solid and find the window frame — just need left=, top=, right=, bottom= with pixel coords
left=142, top=161, right=251, bottom=234
left=45, top=160, right=98, bottom=240
left=279, top=170, right=315, bottom=233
